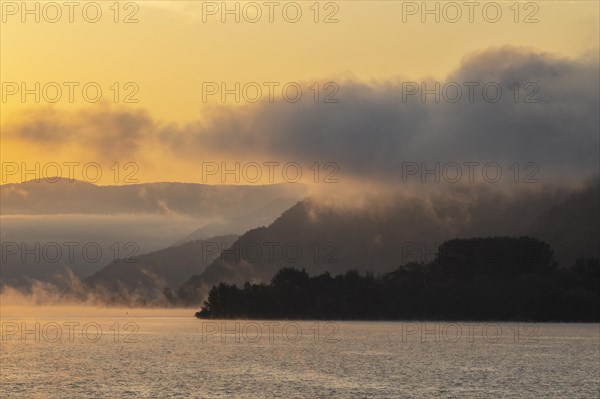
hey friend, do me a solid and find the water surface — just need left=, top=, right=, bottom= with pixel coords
left=1, top=308, right=598, bottom=398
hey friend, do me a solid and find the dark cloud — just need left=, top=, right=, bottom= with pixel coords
left=6, top=47, right=599, bottom=185
left=159, top=46, right=599, bottom=184
left=6, top=104, right=155, bottom=159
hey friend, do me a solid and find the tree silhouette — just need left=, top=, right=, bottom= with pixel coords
left=194, top=237, right=599, bottom=321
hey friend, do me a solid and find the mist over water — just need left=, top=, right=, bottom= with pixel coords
left=2, top=1, right=599, bottom=397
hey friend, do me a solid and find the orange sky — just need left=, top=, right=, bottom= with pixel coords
left=1, top=1, right=599, bottom=184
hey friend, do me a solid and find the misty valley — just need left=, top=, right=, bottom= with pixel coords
left=1, top=179, right=598, bottom=320
left=1, top=3, right=599, bottom=398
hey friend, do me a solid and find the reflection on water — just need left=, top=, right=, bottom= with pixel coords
left=1, top=308, right=599, bottom=398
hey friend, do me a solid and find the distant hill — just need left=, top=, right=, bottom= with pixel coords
left=177, top=185, right=577, bottom=304
left=0, top=179, right=304, bottom=288
left=528, top=182, right=600, bottom=266
left=85, top=235, right=238, bottom=303
left=0, top=178, right=306, bottom=217
left=171, top=197, right=304, bottom=245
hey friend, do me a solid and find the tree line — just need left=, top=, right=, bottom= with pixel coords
left=195, top=237, right=600, bottom=321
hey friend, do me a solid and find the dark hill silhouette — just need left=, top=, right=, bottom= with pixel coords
left=0, top=179, right=306, bottom=217
left=85, top=235, right=237, bottom=303
left=528, top=182, right=600, bottom=265
left=177, top=185, right=580, bottom=304
left=0, top=179, right=304, bottom=289
left=171, top=197, right=304, bottom=245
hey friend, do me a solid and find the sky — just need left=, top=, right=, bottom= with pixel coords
left=1, top=0, right=599, bottom=186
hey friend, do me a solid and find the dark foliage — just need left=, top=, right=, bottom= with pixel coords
left=196, top=237, right=600, bottom=321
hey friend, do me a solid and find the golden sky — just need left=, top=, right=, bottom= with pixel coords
left=1, top=1, right=599, bottom=184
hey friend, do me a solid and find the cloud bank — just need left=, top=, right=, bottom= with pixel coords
left=4, top=47, right=598, bottom=189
